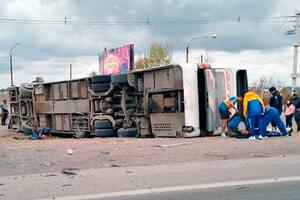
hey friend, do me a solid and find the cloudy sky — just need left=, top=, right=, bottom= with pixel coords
left=0, top=0, right=299, bottom=88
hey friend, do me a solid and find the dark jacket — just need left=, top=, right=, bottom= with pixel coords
left=293, top=97, right=300, bottom=110
left=269, top=91, right=282, bottom=113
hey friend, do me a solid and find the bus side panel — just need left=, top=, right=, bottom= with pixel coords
left=214, top=69, right=235, bottom=133
left=204, top=69, right=216, bottom=132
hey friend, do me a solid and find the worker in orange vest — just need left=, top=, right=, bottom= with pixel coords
left=218, top=96, right=243, bottom=137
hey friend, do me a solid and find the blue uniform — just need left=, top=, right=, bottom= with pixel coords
left=261, top=107, right=287, bottom=136
left=247, top=99, right=264, bottom=137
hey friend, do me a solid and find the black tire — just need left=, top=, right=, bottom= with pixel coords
left=19, top=83, right=33, bottom=98
left=21, top=122, right=34, bottom=136
left=92, top=83, right=110, bottom=92
left=94, top=120, right=113, bottom=129
left=91, top=75, right=111, bottom=83
left=95, top=129, right=116, bottom=137
left=117, top=128, right=139, bottom=137
left=111, top=74, right=127, bottom=84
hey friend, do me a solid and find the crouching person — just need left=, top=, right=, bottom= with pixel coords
left=261, top=107, right=288, bottom=137
left=218, top=96, right=243, bottom=137
left=227, top=114, right=249, bottom=139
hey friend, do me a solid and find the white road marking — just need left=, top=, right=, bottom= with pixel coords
left=37, top=175, right=300, bottom=200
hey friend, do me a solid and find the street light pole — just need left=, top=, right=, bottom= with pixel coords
left=186, top=34, right=217, bottom=63
left=9, top=42, right=20, bottom=86
left=291, top=11, right=300, bottom=93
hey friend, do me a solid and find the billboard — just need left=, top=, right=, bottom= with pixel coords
left=99, top=44, right=134, bottom=75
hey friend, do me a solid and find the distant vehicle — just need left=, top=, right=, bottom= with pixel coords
left=8, top=63, right=248, bottom=138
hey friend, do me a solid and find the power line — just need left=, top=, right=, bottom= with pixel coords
left=0, top=15, right=295, bottom=26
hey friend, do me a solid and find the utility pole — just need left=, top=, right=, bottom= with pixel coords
left=10, top=54, right=13, bottom=86
left=186, top=46, right=189, bottom=63
left=291, top=11, right=300, bottom=93
left=9, top=42, right=20, bottom=86
left=70, top=64, right=72, bottom=80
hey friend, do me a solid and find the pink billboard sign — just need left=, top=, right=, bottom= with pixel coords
left=99, top=44, right=134, bottom=75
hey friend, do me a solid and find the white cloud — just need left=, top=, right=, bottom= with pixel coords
left=173, top=47, right=298, bottom=86
left=0, top=56, right=98, bottom=87
left=0, top=0, right=299, bottom=89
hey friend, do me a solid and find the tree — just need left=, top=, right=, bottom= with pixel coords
left=89, top=71, right=97, bottom=76
left=32, top=76, right=44, bottom=83
left=135, top=41, right=173, bottom=69
left=256, top=76, right=282, bottom=91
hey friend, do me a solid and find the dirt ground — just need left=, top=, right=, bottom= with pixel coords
left=1, top=125, right=300, bottom=177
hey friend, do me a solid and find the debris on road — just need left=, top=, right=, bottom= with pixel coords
left=156, top=143, right=187, bottom=148
left=236, top=185, right=248, bottom=190
left=249, top=154, right=270, bottom=158
left=43, top=174, right=58, bottom=177
left=204, top=153, right=228, bottom=160
left=99, top=151, right=110, bottom=155
left=110, top=164, right=121, bottom=168
left=62, top=168, right=79, bottom=176
left=67, top=149, right=74, bottom=155
left=13, top=136, right=29, bottom=140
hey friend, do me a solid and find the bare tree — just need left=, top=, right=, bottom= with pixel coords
left=256, top=76, right=281, bottom=91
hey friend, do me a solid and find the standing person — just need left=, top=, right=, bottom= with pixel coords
left=218, top=96, right=242, bottom=137
left=284, top=100, right=295, bottom=134
left=292, top=94, right=300, bottom=132
left=0, top=100, right=9, bottom=126
left=268, top=87, right=283, bottom=130
left=243, top=91, right=264, bottom=140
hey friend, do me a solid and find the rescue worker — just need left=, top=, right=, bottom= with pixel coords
left=243, top=91, right=264, bottom=140
left=261, top=107, right=288, bottom=137
left=0, top=100, right=9, bottom=126
left=228, top=108, right=287, bottom=138
left=292, top=94, right=300, bottom=132
left=268, top=87, right=283, bottom=130
left=218, top=96, right=242, bottom=137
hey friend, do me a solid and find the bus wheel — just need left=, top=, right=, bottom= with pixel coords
left=91, top=75, right=111, bottom=83
left=91, top=83, right=110, bottom=92
left=117, top=128, right=139, bottom=137
left=111, top=74, right=127, bottom=84
left=95, top=129, right=116, bottom=137
left=94, top=120, right=113, bottom=129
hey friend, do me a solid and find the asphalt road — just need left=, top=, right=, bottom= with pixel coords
left=99, top=181, right=300, bottom=200
left=1, top=155, right=300, bottom=200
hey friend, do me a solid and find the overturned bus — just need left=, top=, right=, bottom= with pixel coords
left=13, top=63, right=248, bottom=138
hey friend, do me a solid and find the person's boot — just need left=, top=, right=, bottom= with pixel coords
left=289, top=128, right=293, bottom=136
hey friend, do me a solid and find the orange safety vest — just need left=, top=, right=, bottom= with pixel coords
left=224, top=98, right=234, bottom=109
